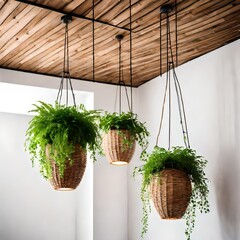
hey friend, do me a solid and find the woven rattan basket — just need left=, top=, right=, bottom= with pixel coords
left=46, top=144, right=87, bottom=191
left=150, top=169, right=192, bottom=219
left=102, top=129, right=136, bottom=165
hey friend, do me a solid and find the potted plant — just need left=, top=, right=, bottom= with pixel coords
left=25, top=101, right=101, bottom=190
left=134, top=146, right=209, bottom=240
left=99, top=111, right=149, bottom=165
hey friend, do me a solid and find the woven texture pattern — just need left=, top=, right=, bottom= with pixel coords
left=102, top=130, right=136, bottom=164
left=46, top=144, right=87, bottom=191
left=150, top=169, right=192, bottom=219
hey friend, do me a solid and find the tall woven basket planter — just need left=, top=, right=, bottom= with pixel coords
left=150, top=169, right=192, bottom=219
left=46, top=144, right=87, bottom=191
left=102, top=129, right=136, bottom=165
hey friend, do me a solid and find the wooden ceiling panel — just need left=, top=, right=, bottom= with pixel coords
left=0, top=0, right=239, bottom=86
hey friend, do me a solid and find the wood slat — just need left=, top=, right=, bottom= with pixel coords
left=0, top=0, right=20, bottom=25
left=21, top=4, right=240, bottom=75
left=0, top=0, right=239, bottom=86
left=0, top=0, right=7, bottom=9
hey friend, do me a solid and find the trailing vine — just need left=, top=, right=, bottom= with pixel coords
left=25, top=101, right=102, bottom=179
left=100, top=111, right=149, bottom=161
left=134, top=146, right=209, bottom=239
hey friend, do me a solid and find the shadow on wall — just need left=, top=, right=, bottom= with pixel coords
left=215, top=48, right=240, bottom=240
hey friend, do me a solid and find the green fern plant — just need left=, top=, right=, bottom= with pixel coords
left=25, top=101, right=102, bottom=179
left=99, top=111, right=149, bottom=161
left=134, top=146, right=209, bottom=240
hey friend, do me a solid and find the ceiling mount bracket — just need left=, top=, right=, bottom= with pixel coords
left=160, top=4, right=173, bottom=14
left=61, top=15, right=72, bottom=24
left=116, top=34, right=124, bottom=41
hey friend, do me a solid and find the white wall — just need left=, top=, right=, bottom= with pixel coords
left=0, top=86, right=93, bottom=240
left=1, top=39, right=240, bottom=240
left=0, top=110, right=104, bottom=240
left=128, top=39, right=240, bottom=240
left=0, top=82, right=93, bottom=115
left=0, top=68, right=137, bottom=240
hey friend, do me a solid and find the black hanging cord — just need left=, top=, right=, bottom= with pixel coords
left=159, top=11, right=162, bottom=76
left=173, top=69, right=190, bottom=148
left=175, top=0, right=178, bottom=67
left=166, top=11, right=169, bottom=76
left=167, top=12, right=190, bottom=148
left=166, top=11, right=171, bottom=150
left=155, top=70, right=169, bottom=146
left=129, top=0, right=133, bottom=112
left=116, top=34, right=132, bottom=114
left=118, top=37, right=122, bottom=114
left=68, top=74, right=76, bottom=106
left=57, top=75, right=64, bottom=103
left=169, top=4, right=190, bottom=148
left=56, top=15, right=76, bottom=107
left=66, top=22, right=69, bottom=75
left=65, top=22, right=69, bottom=106
left=168, top=39, right=190, bottom=147
left=114, top=81, right=131, bottom=113
left=122, top=81, right=131, bottom=111
left=168, top=63, right=171, bottom=150
left=66, top=74, right=69, bottom=106
left=92, top=0, right=95, bottom=82
left=156, top=3, right=190, bottom=149
left=120, top=50, right=131, bottom=112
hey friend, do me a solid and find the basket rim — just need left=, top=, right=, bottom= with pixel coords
left=151, top=168, right=190, bottom=178
left=108, top=128, right=132, bottom=131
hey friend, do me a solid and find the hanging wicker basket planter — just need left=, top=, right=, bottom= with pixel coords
left=102, top=129, right=136, bottom=165
left=150, top=169, right=192, bottom=219
left=46, top=144, right=87, bottom=191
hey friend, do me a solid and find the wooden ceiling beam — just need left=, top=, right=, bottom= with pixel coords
left=16, top=0, right=131, bottom=31
left=0, top=0, right=239, bottom=87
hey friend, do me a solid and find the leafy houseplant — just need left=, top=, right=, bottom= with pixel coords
left=100, top=112, right=149, bottom=165
left=134, top=146, right=209, bottom=240
left=25, top=101, right=101, bottom=190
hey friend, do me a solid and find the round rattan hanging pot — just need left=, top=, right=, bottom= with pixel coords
left=102, top=129, right=136, bottom=165
left=150, top=169, right=192, bottom=219
left=46, top=144, right=87, bottom=191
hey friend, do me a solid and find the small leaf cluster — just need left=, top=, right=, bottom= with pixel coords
left=134, top=146, right=209, bottom=239
left=25, top=101, right=102, bottom=179
left=99, top=112, right=150, bottom=160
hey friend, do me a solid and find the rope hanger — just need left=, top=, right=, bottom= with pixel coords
left=56, top=15, right=76, bottom=107
left=114, top=35, right=131, bottom=114
left=114, top=0, right=134, bottom=114
left=156, top=1, right=190, bottom=149
left=57, top=0, right=134, bottom=111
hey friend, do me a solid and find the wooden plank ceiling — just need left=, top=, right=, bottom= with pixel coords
left=0, top=0, right=240, bottom=87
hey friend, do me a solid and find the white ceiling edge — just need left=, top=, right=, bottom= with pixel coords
left=0, top=82, right=93, bottom=115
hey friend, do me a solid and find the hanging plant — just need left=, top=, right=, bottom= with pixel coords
left=100, top=111, right=149, bottom=164
left=134, top=146, right=209, bottom=239
left=133, top=3, right=210, bottom=239
left=25, top=15, right=103, bottom=190
left=25, top=101, right=102, bottom=189
left=99, top=33, right=149, bottom=165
